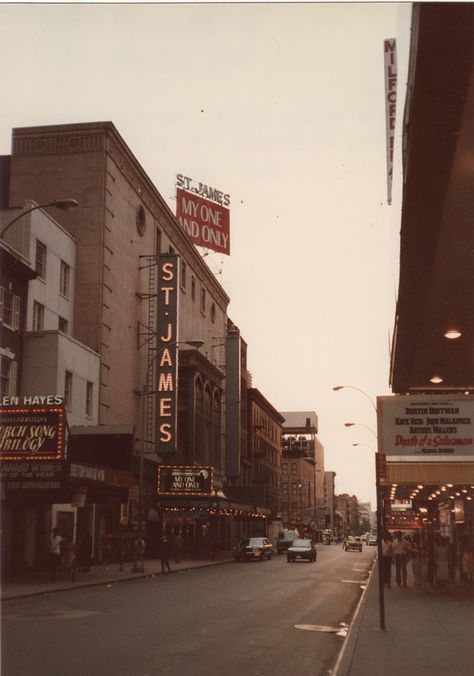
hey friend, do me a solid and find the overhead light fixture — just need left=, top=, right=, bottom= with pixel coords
left=430, top=375, right=443, bottom=384
left=444, top=329, right=462, bottom=340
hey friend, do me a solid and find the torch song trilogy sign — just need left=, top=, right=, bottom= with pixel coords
left=175, top=174, right=230, bottom=255
left=0, top=404, right=66, bottom=461
left=0, top=401, right=66, bottom=490
left=156, top=255, right=179, bottom=455
left=377, top=395, right=474, bottom=461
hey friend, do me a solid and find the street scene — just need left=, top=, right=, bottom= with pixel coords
left=4, top=545, right=376, bottom=676
left=1, top=2, right=474, bottom=675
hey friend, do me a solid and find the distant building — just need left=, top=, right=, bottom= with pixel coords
left=279, top=411, right=325, bottom=534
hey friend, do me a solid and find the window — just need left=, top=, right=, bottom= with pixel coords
left=35, top=240, right=47, bottom=279
left=181, top=260, right=187, bottom=289
left=282, top=482, right=288, bottom=495
left=282, top=463, right=288, bottom=474
left=200, top=287, right=206, bottom=314
left=85, top=381, right=93, bottom=417
left=291, top=482, right=298, bottom=496
left=211, top=302, right=216, bottom=323
left=59, top=261, right=70, bottom=298
left=191, top=276, right=196, bottom=301
left=291, top=463, right=297, bottom=476
left=33, top=302, right=44, bottom=331
left=136, top=205, right=146, bottom=236
left=58, top=316, right=68, bottom=334
left=0, top=286, right=20, bottom=330
left=0, top=356, right=18, bottom=397
left=64, top=371, right=73, bottom=409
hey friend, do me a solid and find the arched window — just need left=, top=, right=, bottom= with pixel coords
left=203, top=385, right=212, bottom=465
left=136, top=205, right=146, bottom=236
left=212, top=391, right=221, bottom=470
left=195, top=378, right=204, bottom=463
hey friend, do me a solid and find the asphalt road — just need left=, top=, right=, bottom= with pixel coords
left=2, top=544, right=376, bottom=676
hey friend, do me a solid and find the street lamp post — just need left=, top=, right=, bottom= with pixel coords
left=1, top=199, right=79, bottom=239
left=332, top=385, right=377, bottom=413
left=136, top=338, right=204, bottom=571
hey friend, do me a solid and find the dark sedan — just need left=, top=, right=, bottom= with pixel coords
left=286, top=539, right=317, bottom=563
left=234, top=537, right=273, bottom=561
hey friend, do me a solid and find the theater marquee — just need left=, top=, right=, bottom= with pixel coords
left=175, top=174, right=230, bottom=256
left=156, top=254, right=179, bottom=455
left=0, top=405, right=66, bottom=461
left=157, top=466, right=214, bottom=497
left=377, top=395, right=474, bottom=462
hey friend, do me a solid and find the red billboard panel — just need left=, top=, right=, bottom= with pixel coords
left=176, top=188, right=230, bottom=255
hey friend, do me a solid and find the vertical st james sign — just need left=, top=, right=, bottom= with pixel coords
left=384, top=38, right=397, bottom=205
left=156, top=254, right=179, bottom=455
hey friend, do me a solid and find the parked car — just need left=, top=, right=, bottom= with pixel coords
left=368, top=535, right=378, bottom=546
left=234, top=537, right=273, bottom=561
left=344, top=536, right=363, bottom=552
left=276, top=529, right=299, bottom=554
left=287, top=538, right=317, bottom=563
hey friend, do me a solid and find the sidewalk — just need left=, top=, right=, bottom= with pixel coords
left=1, top=551, right=235, bottom=601
left=335, top=564, right=474, bottom=676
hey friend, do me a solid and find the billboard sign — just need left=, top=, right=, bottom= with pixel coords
left=176, top=174, right=230, bottom=255
left=156, top=255, right=179, bottom=455
left=378, top=395, right=474, bottom=461
left=0, top=405, right=66, bottom=461
left=384, top=38, right=397, bottom=205
left=157, top=465, right=213, bottom=496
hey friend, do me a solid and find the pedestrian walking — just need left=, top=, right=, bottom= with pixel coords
left=117, top=529, right=128, bottom=571
left=49, top=527, right=64, bottom=581
left=434, top=535, right=450, bottom=588
left=381, top=533, right=394, bottom=588
left=410, top=533, right=424, bottom=592
left=133, top=533, right=146, bottom=572
left=460, top=537, right=473, bottom=583
left=101, top=529, right=114, bottom=568
left=159, top=535, right=171, bottom=574
left=77, top=530, right=92, bottom=572
left=393, top=531, right=410, bottom=587
left=172, top=530, right=184, bottom=564
left=62, top=535, right=77, bottom=582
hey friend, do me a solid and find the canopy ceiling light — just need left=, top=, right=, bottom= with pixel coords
left=444, top=329, right=462, bottom=339
left=430, top=375, right=444, bottom=384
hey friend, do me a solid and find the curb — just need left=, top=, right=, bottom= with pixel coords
left=1, top=558, right=235, bottom=602
left=331, top=555, right=378, bottom=676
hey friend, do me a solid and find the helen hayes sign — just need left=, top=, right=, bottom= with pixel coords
left=378, top=395, right=474, bottom=461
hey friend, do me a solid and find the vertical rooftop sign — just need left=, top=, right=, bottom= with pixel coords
left=384, top=38, right=397, bottom=205
left=175, top=174, right=230, bottom=255
left=156, top=254, right=179, bottom=455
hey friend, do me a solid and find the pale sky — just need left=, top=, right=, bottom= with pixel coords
left=0, top=2, right=413, bottom=505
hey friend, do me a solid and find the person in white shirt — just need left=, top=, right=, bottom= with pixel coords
left=50, top=527, right=64, bottom=581
left=382, top=534, right=394, bottom=588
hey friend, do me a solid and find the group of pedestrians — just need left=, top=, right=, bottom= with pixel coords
left=381, top=530, right=474, bottom=592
